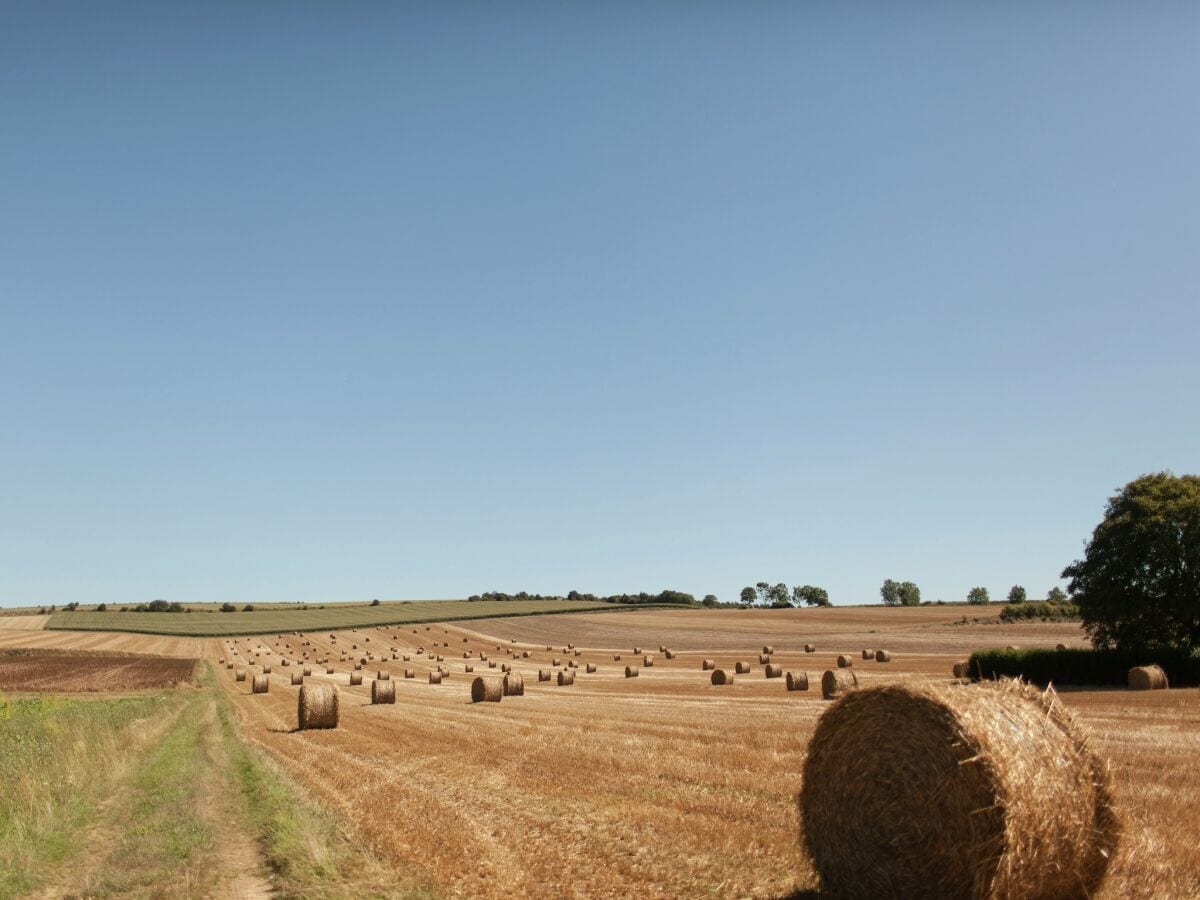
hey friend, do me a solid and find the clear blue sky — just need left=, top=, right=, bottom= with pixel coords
left=2, top=4, right=1197, bottom=607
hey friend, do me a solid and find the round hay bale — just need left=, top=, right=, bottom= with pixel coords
left=349, top=672, right=363, bottom=686
left=226, top=662, right=234, bottom=670
left=538, top=668, right=551, bottom=682
left=786, top=671, right=809, bottom=691
left=874, top=650, right=891, bottom=663
left=325, top=667, right=334, bottom=675
left=472, top=676, right=503, bottom=703
left=759, top=654, right=772, bottom=664
left=800, top=681, right=1118, bottom=898
left=303, top=667, right=313, bottom=676
left=500, top=663, right=511, bottom=673
left=711, top=669, right=733, bottom=685
left=613, top=654, right=622, bottom=661
left=464, top=664, right=474, bottom=673
left=702, top=659, right=715, bottom=670
left=953, top=660, right=972, bottom=680
left=557, top=669, right=575, bottom=686
left=479, top=653, right=487, bottom=661
left=488, top=661, right=497, bottom=668
left=643, top=655, right=654, bottom=667
left=734, top=661, right=750, bottom=674
left=262, top=665, right=273, bottom=674
left=1128, top=665, right=1168, bottom=691
left=377, top=670, right=390, bottom=680
left=567, top=660, right=577, bottom=668
left=503, top=671, right=525, bottom=696
left=371, top=679, right=396, bottom=704
left=546, top=645, right=553, bottom=651
left=291, top=672, right=304, bottom=685
left=280, top=658, right=289, bottom=666
left=568, top=643, right=575, bottom=649
left=763, top=645, right=774, bottom=654
left=553, top=657, right=562, bottom=666
left=586, top=663, right=597, bottom=673
left=765, top=663, right=783, bottom=678
left=633, top=646, right=641, bottom=654
left=297, top=683, right=339, bottom=729
left=522, top=650, right=531, bottom=658
left=404, top=668, right=414, bottom=678
left=625, top=666, right=639, bottom=678
left=821, top=668, right=858, bottom=700
left=861, top=649, right=874, bottom=660
left=428, top=671, right=442, bottom=684
left=235, top=669, right=247, bottom=682
left=658, top=644, right=666, bottom=653
left=664, top=650, right=675, bottom=660
left=251, top=674, right=269, bottom=694
left=1056, top=643, right=1068, bottom=651
left=463, top=637, right=469, bottom=642
left=1006, top=645, right=1019, bottom=651
left=805, top=644, right=816, bottom=653
left=837, top=655, right=853, bottom=668
left=402, top=654, right=410, bottom=661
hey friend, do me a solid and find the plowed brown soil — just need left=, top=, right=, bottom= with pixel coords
left=0, top=650, right=197, bottom=692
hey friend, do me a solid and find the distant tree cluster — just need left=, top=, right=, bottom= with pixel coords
left=467, top=589, right=696, bottom=606
left=879, top=580, right=921, bottom=606
left=737, top=582, right=831, bottom=608
left=966, top=586, right=990, bottom=605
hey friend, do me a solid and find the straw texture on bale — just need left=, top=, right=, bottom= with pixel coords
left=711, top=669, right=733, bottom=685
left=762, top=645, right=774, bottom=654
left=643, top=655, right=654, bottom=667
left=702, top=659, right=715, bottom=670
left=377, top=670, right=390, bottom=680
left=765, top=663, right=783, bottom=678
left=290, top=672, right=304, bottom=685
left=371, top=679, right=396, bottom=704
left=861, top=649, right=875, bottom=660
left=538, top=669, right=551, bottom=681
left=874, top=650, right=891, bottom=662
left=488, top=661, right=497, bottom=668
left=251, top=674, right=269, bottom=694
left=503, top=671, right=525, bottom=696
left=953, top=660, right=972, bottom=680
left=1128, top=665, right=1168, bottom=691
left=837, top=655, right=853, bottom=668
left=404, top=669, right=414, bottom=678
left=585, top=663, right=597, bottom=673
left=428, top=671, right=442, bottom=684
left=235, top=670, right=247, bottom=682
left=821, top=668, right=858, bottom=700
left=464, top=664, right=474, bottom=673
left=557, top=669, right=575, bottom=686
left=501, top=663, right=511, bottom=673
left=262, top=665, right=272, bottom=674
left=298, top=683, right=339, bottom=729
left=633, top=647, right=641, bottom=654
left=325, top=667, right=334, bottom=675
left=734, top=661, right=750, bottom=674
left=553, top=658, right=562, bottom=666
left=625, top=666, right=638, bottom=678
left=805, top=644, right=816, bottom=653
left=800, top=681, right=1118, bottom=900
left=786, top=671, right=809, bottom=691
left=759, top=654, right=771, bottom=664
left=226, top=662, right=234, bottom=670
left=472, top=676, right=503, bottom=702
left=350, top=672, right=363, bottom=686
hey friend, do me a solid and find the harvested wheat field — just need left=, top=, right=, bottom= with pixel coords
left=210, top=607, right=1200, bottom=899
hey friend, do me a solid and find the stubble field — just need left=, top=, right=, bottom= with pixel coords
left=3, top=605, right=1197, bottom=898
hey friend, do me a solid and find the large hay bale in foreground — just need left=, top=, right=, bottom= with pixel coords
left=800, top=681, right=1118, bottom=899
left=503, top=671, right=524, bottom=696
left=251, top=674, right=269, bottom=694
left=557, top=669, right=575, bottom=686
left=734, top=661, right=750, bottom=674
left=1128, top=665, right=1168, bottom=691
left=471, top=676, right=503, bottom=703
left=711, top=669, right=734, bottom=685
left=371, top=679, right=396, bottom=704
left=298, top=683, right=339, bottom=729
left=786, top=671, right=809, bottom=691
left=821, top=669, right=857, bottom=700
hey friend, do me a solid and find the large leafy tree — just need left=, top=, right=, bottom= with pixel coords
left=897, top=581, right=921, bottom=606
left=793, top=585, right=831, bottom=607
left=966, top=586, right=990, bottom=605
left=880, top=579, right=901, bottom=605
left=1063, top=472, right=1200, bottom=653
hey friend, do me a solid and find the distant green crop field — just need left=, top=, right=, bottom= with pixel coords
left=46, top=599, right=634, bottom=637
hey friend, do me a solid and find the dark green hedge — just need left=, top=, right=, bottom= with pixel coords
left=967, top=647, right=1200, bottom=688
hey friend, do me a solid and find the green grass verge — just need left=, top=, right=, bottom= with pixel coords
left=0, top=692, right=175, bottom=898
left=46, top=598, right=681, bottom=637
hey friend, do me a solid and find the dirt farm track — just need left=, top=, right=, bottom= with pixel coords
left=3, top=606, right=1198, bottom=898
